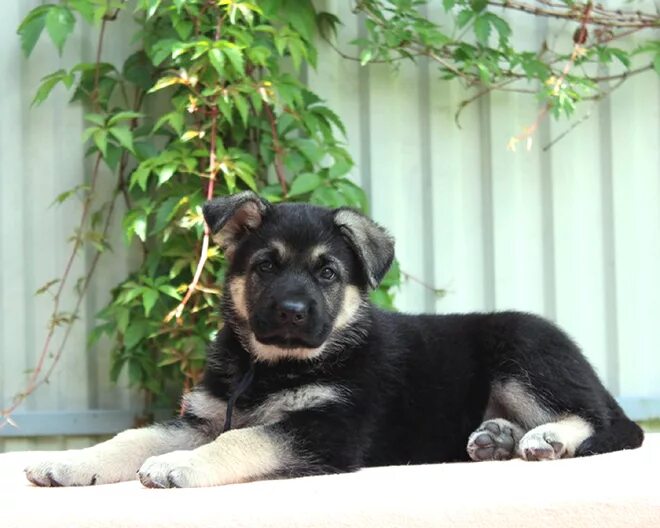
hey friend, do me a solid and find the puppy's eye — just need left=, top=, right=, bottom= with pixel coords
left=257, top=260, right=274, bottom=273
left=319, top=267, right=336, bottom=281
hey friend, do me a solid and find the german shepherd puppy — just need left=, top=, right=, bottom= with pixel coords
left=25, top=191, right=643, bottom=488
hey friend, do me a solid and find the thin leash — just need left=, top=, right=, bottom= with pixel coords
left=222, top=360, right=256, bottom=433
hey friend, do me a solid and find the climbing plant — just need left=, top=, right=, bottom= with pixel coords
left=5, top=0, right=400, bottom=420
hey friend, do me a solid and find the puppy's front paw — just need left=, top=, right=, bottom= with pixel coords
left=138, top=451, right=215, bottom=488
left=25, top=453, right=100, bottom=487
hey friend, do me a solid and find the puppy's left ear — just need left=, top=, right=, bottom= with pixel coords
left=203, top=191, right=271, bottom=259
left=334, top=208, right=395, bottom=289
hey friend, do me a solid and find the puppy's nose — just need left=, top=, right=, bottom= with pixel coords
left=276, top=299, right=309, bottom=326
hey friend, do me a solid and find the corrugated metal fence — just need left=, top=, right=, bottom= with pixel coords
left=1, top=0, right=659, bottom=452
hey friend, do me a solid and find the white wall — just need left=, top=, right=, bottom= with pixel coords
left=1, top=0, right=658, bottom=450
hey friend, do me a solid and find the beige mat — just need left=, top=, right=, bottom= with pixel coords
left=1, top=434, right=659, bottom=528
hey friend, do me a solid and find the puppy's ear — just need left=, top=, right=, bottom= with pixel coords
left=334, top=208, right=394, bottom=289
left=203, top=191, right=271, bottom=259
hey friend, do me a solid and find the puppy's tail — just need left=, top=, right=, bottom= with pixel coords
left=576, top=396, right=644, bottom=456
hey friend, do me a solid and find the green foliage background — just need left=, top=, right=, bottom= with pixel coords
left=19, top=0, right=401, bottom=409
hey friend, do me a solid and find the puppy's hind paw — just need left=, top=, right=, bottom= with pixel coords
left=467, top=419, right=523, bottom=461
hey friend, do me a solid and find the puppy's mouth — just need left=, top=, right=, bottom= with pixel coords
left=253, top=332, right=325, bottom=350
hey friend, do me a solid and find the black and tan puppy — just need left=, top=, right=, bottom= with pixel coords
left=25, top=191, right=643, bottom=488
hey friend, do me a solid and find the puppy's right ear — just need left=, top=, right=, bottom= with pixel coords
left=202, top=191, right=271, bottom=259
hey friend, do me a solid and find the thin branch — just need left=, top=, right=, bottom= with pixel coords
left=1, top=153, right=105, bottom=426
left=542, top=110, right=592, bottom=151
left=165, top=107, right=218, bottom=323
left=91, top=19, right=108, bottom=113
left=263, top=103, right=288, bottom=194
left=508, top=2, right=594, bottom=150
left=400, top=271, right=446, bottom=297
left=486, top=0, right=658, bottom=28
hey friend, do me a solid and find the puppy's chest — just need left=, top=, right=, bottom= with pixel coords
left=234, top=378, right=348, bottom=427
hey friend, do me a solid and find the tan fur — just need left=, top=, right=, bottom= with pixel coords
left=249, top=334, right=326, bottom=362
left=138, top=426, right=292, bottom=488
left=308, top=244, right=329, bottom=263
left=248, top=384, right=348, bottom=425
left=489, top=380, right=554, bottom=430
left=271, top=240, right=288, bottom=259
left=214, top=201, right=264, bottom=259
left=229, top=276, right=249, bottom=320
left=25, top=425, right=209, bottom=486
left=334, top=285, right=362, bottom=330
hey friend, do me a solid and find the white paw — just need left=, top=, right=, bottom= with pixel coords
left=25, top=451, right=127, bottom=487
left=138, top=450, right=217, bottom=488
left=519, top=428, right=565, bottom=461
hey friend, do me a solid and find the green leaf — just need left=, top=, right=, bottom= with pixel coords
left=474, top=16, right=491, bottom=46
left=288, top=172, right=322, bottom=197
left=223, top=46, right=245, bottom=75
left=85, top=113, right=106, bottom=126
left=153, top=196, right=181, bottom=232
left=442, top=0, right=457, bottom=10
left=608, top=48, right=631, bottom=68
left=110, top=357, right=126, bottom=382
left=232, top=93, right=249, bottom=126
left=142, top=289, right=159, bottom=316
left=283, top=0, right=316, bottom=41
left=93, top=129, right=108, bottom=157
left=208, top=48, right=225, bottom=76
left=108, top=111, right=143, bottom=126
left=157, top=164, right=176, bottom=186
left=360, top=49, right=373, bottom=66
left=123, top=51, right=155, bottom=90
left=18, top=7, right=48, bottom=57
left=32, top=70, right=74, bottom=106
left=123, top=210, right=147, bottom=243
left=486, top=14, right=511, bottom=46
left=470, top=0, right=488, bottom=12
left=456, top=10, right=474, bottom=28
left=124, top=323, right=146, bottom=349
left=133, top=217, right=147, bottom=242
left=45, top=6, right=76, bottom=54
left=157, top=284, right=182, bottom=300
left=128, top=359, right=143, bottom=385
left=293, top=138, right=324, bottom=164
left=131, top=165, right=151, bottom=191
left=336, top=179, right=367, bottom=210
left=109, top=126, right=135, bottom=153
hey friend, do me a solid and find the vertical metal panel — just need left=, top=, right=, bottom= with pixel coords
left=1, top=0, right=659, bottom=451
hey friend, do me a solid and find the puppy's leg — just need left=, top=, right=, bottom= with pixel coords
left=518, top=415, right=594, bottom=461
left=138, top=425, right=294, bottom=488
left=25, top=421, right=211, bottom=487
left=25, top=388, right=227, bottom=487
left=467, top=418, right=526, bottom=461
left=138, top=407, right=361, bottom=488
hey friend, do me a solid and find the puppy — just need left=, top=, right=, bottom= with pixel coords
left=25, top=191, right=643, bottom=488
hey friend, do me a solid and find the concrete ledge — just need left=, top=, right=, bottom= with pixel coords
left=1, top=398, right=658, bottom=437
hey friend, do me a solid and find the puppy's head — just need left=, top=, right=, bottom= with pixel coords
left=203, top=191, right=394, bottom=362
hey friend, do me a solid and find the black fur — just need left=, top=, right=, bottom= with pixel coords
left=194, top=193, right=642, bottom=475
